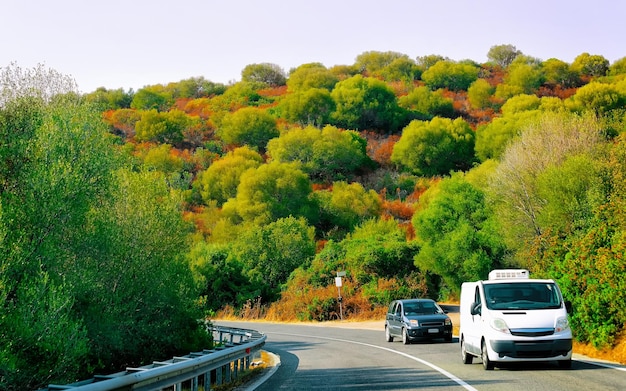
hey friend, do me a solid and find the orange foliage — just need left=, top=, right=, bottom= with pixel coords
left=388, top=80, right=412, bottom=96
left=184, top=98, right=215, bottom=119
left=265, top=277, right=384, bottom=322
left=537, top=85, right=578, bottom=99
left=363, top=131, right=399, bottom=166
left=312, top=183, right=332, bottom=191
left=257, top=85, right=287, bottom=97
left=174, top=97, right=191, bottom=111
left=381, top=199, right=415, bottom=221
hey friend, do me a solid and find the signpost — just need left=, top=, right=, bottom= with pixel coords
left=336, top=271, right=346, bottom=320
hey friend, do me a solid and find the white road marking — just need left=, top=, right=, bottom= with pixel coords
left=267, top=332, right=478, bottom=391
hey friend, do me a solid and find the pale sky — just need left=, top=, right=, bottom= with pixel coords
left=2, top=0, right=624, bottom=93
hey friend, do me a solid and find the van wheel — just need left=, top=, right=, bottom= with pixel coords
left=461, top=337, right=473, bottom=364
left=402, top=328, right=410, bottom=344
left=481, top=340, right=494, bottom=370
left=385, top=326, right=394, bottom=342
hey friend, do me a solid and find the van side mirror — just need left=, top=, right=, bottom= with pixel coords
left=470, top=302, right=481, bottom=316
left=565, top=300, right=572, bottom=314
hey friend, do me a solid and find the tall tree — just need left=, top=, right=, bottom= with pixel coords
left=241, top=63, right=287, bottom=86
left=487, top=44, right=522, bottom=68
left=330, top=75, right=405, bottom=132
left=231, top=216, right=316, bottom=300
left=199, top=146, right=263, bottom=205
left=222, top=161, right=319, bottom=225
left=217, top=107, right=278, bottom=152
left=267, top=125, right=370, bottom=182
left=287, top=63, right=339, bottom=92
left=0, top=65, right=116, bottom=388
left=421, top=60, right=479, bottom=91
left=413, top=173, right=506, bottom=292
left=391, top=117, right=475, bottom=176
left=488, top=112, right=604, bottom=259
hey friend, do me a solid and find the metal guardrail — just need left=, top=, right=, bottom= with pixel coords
left=43, top=324, right=266, bottom=391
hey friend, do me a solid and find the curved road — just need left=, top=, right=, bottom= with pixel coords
left=218, top=320, right=626, bottom=391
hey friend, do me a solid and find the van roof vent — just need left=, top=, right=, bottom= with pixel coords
left=488, top=269, right=529, bottom=280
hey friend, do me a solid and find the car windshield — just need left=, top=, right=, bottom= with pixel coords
left=484, top=282, right=562, bottom=310
left=403, top=301, right=442, bottom=315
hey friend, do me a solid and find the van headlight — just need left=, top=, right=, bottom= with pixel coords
left=444, top=318, right=452, bottom=326
left=490, top=318, right=510, bottom=333
left=555, top=317, right=570, bottom=333
left=409, top=319, right=419, bottom=327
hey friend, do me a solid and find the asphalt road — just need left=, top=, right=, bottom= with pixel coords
left=217, top=320, right=626, bottom=391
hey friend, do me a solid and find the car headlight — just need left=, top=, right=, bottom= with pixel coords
left=490, top=318, right=510, bottom=333
left=409, top=319, right=419, bottom=327
left=555, top=316, right=570, bottom=333
left=444, top=318, right=452, bottom=326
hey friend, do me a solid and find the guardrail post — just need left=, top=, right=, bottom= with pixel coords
left=233, top=360, right=239, bottom=380
left=225, top=363, right=231, bottom=383
left=215, top=366, right=223, bottom=385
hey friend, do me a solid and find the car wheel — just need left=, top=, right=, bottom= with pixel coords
left=557, top=359, right=572, bottom=369
left=385, top=326, right=394, bottom=342
left=481, top=339, right=494, bottom=370
left=461, top=337, right=473, bottom=364
left=402, top=328, right=410, bottom=345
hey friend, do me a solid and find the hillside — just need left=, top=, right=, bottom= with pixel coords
left=1, top=46, right=626, bottom=388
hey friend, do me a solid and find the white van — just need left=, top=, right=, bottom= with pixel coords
left=459, top=269, right=572, bottom=369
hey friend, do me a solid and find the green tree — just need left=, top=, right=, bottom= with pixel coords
left=84, top=87, right=133, bottom=110
left=421, top=60, right=479, bottom=91
left=495, top=62, right=545, bottom=99
left=546, top=136, right=626, bottom=348
left=467, top=78, right=495, bottom=109
left=571, top=52, right=610, bottom=77
left=487, top=44, right=522, bottom=68
left=391, top=117, right=475, bottom=176
left=316, top=181, right=382, bottom=232
left=398, top=86, right=454, bottom=119
left=377, top=56, right=422, bottom=83
left=413, top=173, right=506, bottom=292
left=608, top=56, right=626, bottom=76
left=415, top=54, right=449, bottom=70
left=267, top=125, right=370, bottom=181
left=222, top=161, right=318, bottom=225
left=567, top=81, right=625, bottom=115
left=542, top=58, right=581, bottom=88
left=500, top=93, right=541, bottom=116
left=188, top=242, right=256, bottom=312
left=330, top=75, right=405, bottom=132
left=536, top=154, right=603, bottom=234
left=287, top=63, right=339, bottom=92
left=278, top=88, right=335, bottom=126
left=135, top=109, right=193, bottom=145
left=0, top=67, right=116, bottom=388
left=232, top=216, right=316, bottom=300
left=488, top=112, right=604, bottom=259
left=164, top=76, right=226, bottom=99
left=199, top=146, right=263, bottom=205
left=355, top=50, right=409, bottom=74
left=241, top=63, right=287, bottom=86
left=474, top=110, right=541, bottom=161
left=143, top=143, right=185, bottom=174
left=76, top=169, right=208, bottom=372
left=130, top=84, right=173, bottom=111
left=217, top=107, right=279, bottom=152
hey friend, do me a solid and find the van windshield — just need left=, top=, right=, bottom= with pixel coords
left=484, top=282, right=562, bottom=310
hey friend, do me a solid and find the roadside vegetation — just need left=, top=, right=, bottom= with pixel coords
left=2, top=45, right=626, bottom=388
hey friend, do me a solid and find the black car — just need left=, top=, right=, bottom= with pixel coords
left=385, top=299, right=453, bottom=344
